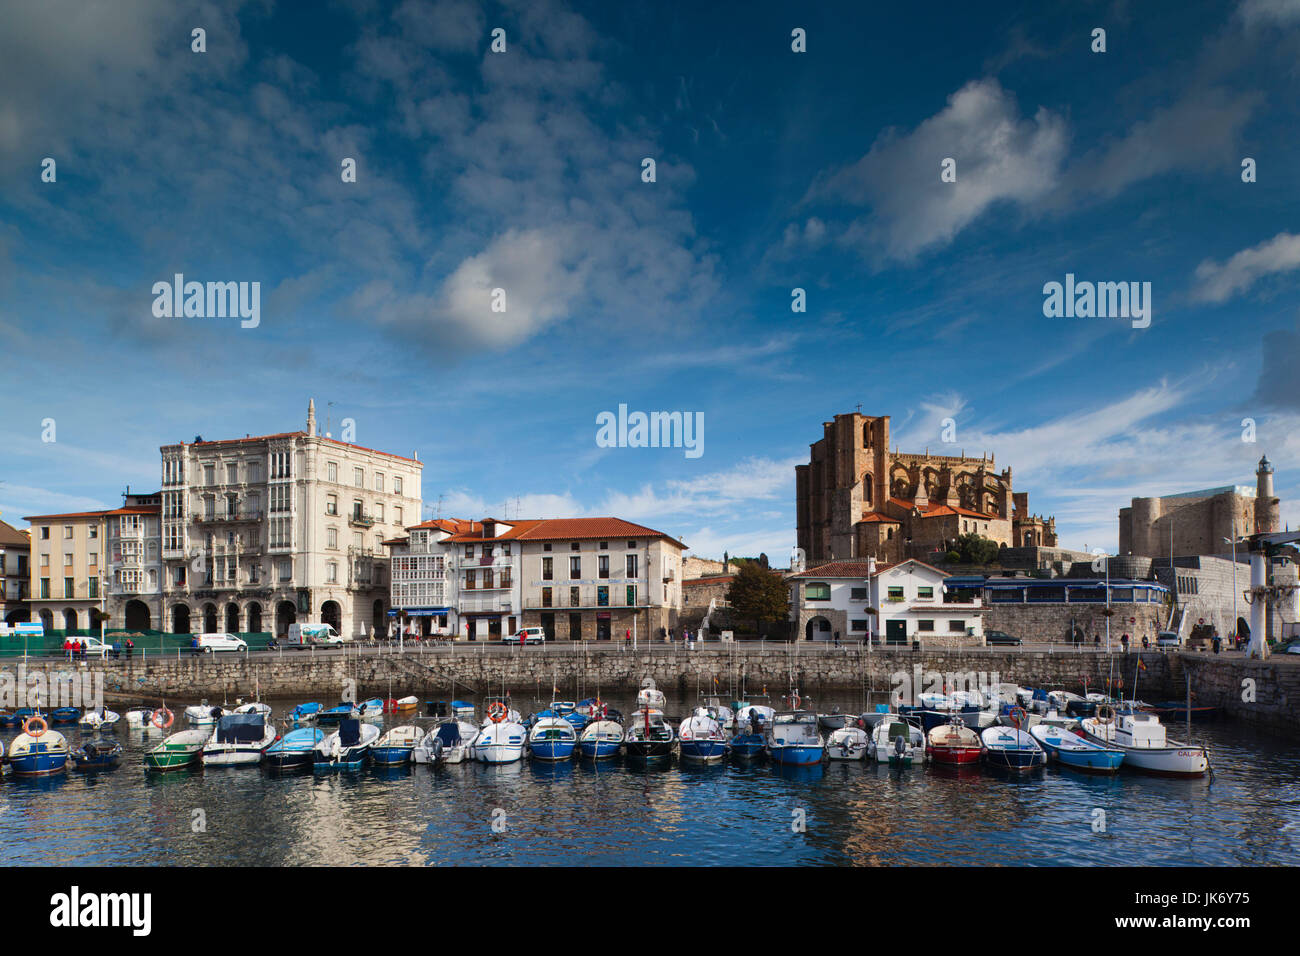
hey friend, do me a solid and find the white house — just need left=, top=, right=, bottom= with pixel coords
left=790, top=558, right=984, bottom=646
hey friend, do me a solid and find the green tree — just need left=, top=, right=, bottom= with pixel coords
left=949, top=532, right=1000, bottom=565
left=726, top=561, right=790, bottom=637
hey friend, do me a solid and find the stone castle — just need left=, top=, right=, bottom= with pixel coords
left=796, top=411, right=1056, bottom=564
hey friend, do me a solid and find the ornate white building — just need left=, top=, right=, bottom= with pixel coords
left=159, top=400, right=422, bottom=638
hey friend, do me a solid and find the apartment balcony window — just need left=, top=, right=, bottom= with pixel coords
left=569, top=586, right=579, bottom=607
left=542, top=557, right=553, bottom=581
left=542, top=587, right=552, bottom=608
left=626, top=585, right=636, bottom=606
left=597, top=586, right=609, bottom=607
left=598, top=555, right=609, bottom=579
left=327, top=495, right=338, bottom=516
left=64, top=577, right=73, bottom=599
left=465, top=570, right=476, bottom=590
left=328, top=462, right=337, bottom=483
left=887, top=586, right=905, bottom=602
left=394, top=477, right=402, bottom=495
left=40, top=578, right=49, bottom=599
left=353, top=467, right=364, bottom=488
left=806, top=582, right=831, bottom=602
left=569, top=556, right=581, bottom=580
left=627, top=555, right=638, bottom=578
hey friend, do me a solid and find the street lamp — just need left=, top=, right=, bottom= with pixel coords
left=1223, top=522, right=1238, bottom=647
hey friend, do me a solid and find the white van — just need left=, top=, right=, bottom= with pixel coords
left=193, top=633, right=249, bottom=654
left=286, top=623, right=344, bottom=647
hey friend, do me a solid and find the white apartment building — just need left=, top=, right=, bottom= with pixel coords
left=389, top=516, right=684, bottom=640
left=790, top=558, right=984, bottom=646
left=160, top=400, right=422, bottom=638
left=106, top=490, right=162, bottom=632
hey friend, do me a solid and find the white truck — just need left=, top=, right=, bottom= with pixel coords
left=286, top=623, right=344, bottom=647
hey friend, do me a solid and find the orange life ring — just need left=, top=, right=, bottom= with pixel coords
left=152, top=707, right=174, bottom=730
left=24, top=715, right=48, bottom=738
left=1009, top=706, right=1027, bottom=729
left=790, top=693, right=801, bottom=710
left=488, top=702, right=507, bottom=723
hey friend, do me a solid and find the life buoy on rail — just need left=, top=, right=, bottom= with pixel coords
left=488, top=702, right=507, bottom=723
left=1095, top=704, right=1116, bottom=724
left=1008, top=706, right=1027, bottom=729
left=152, top=707, right=174, bottom=730
left=790, top=693, right=801, bottom=710
left=24, top=715, right=47, bottom=738
left=593, top=699, right=606, bottom=719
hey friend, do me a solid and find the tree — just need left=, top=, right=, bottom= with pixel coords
left=948, top=532, right=1000, bottom=566
left=726, top=562, right=790, bottom=638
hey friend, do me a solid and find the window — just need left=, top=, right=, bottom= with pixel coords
left=270, top=485, right=290, bottom=513
left=626, top=554, right=638, bottom=578
left=570, top=586, right=580, bottom=606
left=64, top=525, right=73, bottom=539
left=88, top=525, right=97, bottom=539
left=174, top=566, right=185, bottom=586
left=571, top=542, right=579, bottom=551
left=542, top=587, right=552, bottom=608
left=806, top=582, right=830, bottom=601
left=464, top=545, right=475, bottom=558
left=204, top=464, right=215, bottom=485
left=465, top=570, right=476, bottom=590
left=327, top=528, right=338, bottom=549
left=949, top=620, right=966, bottom=633
left=327, top=562, right=338, bottom=584
left=376, top=503, right=384, bottom=522
left=278, top=559, right=291, bottom=582
left=918, top=620, right=935, bottom=632
left=851, top=619, right=870, bottom=632
left=596, top=586, right=609, bottom=607
left=40, top=553, right=49, bottom=568
left=395, top=507, right=403, bottom=524
left=626, top=585, right=636, bottom=606
left=850, top=587, right=867, bottom=600
left=353, top=467, right=364, bottom=488
left=328, top=462, right=337, bottom=483
left=887, top=586, right=905, bottom=601
left=248, top=461, right=261, bottom=483
left=375, top=473, right=384, bottom=492
left=598, top=555, right=609, bottom=579
left=249, top=564, right=261, bottom=584
left=542, top=557, right=553, bottom=580
left=570, top=556, right=581, bottom=579
left=352, top=532, right=362, bottom=549
left=88, top=552, right=97, bottom=567
left=64, top=577, right=74, bottom=599
left=917, top=586, right=934, bottom=600
left=327, top=494, right=338, bottom=515
left=40, top=526, right=49, bottom=539
left=40, top=578, right=49, bottom=599
left=394, top=477, right=402, bottom=495
left=543, top=543, right=552, bottom=552
left=227, top=463, right=238, bottom=483
left=483, top=570, right=494, bottom=589
left=63, top=552, right=73, bottom=567
left=351, top=500, right=363, bottom=520
left=599, top=541, right=608, bottom=550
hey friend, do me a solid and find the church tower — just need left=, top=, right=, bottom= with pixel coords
left=1256, top=455, right=1280, bottom=533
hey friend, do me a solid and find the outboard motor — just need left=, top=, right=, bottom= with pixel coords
left=894, top=735, right=907, bottom=756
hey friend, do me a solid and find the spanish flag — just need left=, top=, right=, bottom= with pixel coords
left=1138, top=659, right=1146, bottom=671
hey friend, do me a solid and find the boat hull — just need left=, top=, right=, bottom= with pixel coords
left=371, top=746, right=414, bottom=766
left=203, top=748, right=265, bottom=766
left=263, top=749, right=314, bottom=769
left=313, top=745, right=370, bottom=770
left=768, top=744, right=824, bottom=766
left=926, top=744, right=982, bottom=765
left=679, top=739, right=728, bottom=762
left=10, top=750, right=69, bottom=776
left=529, top=741, right=576, bottom=761
left=624, top=740, right=673, bottom=760
left=983, top=748, right=1045, bottom=771
left=475, top=744, right=524, bottom=764
left=145, top=748, right=202, bottom=770
left=728, top=735, right=766, bottom=759
left=578, top=739, right=622, bottom=759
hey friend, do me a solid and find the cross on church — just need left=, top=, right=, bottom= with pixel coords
left=855, top=403, right=863, bottom=414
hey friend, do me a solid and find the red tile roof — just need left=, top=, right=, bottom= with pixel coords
left=442, top=517, right=684, bottom=548
left=791, top=560, right=875, bottom=579
left=886, top=497, right=993, bottom=520
left=23, top=510, right=113, bottom=522
left=0, top=518, right=30, bottom=548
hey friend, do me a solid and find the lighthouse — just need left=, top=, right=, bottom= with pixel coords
left=1255, top=455, right=1279, bottom=534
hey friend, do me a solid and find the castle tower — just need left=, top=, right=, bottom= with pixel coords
left=307, top=398, right=317, bottom=438
left=1256, top=455, right=1280, bottom=534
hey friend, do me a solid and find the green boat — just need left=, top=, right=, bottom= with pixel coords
left=145, top=729, right=208, bottom=770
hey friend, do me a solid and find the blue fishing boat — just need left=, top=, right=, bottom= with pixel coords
left=356, top=697, right=385, bottom=720
left=371, top=725, right=421, bottom=766
left=578, top=716, right=623, bottom=759
left=528, top=716, right=578, bottom=760
left=316, top=702, right=358, bottom=725
left=729, top=703, right=774, bottom=759
left=980, top=726, right=1046, bottom=771
left=314, top=719, right=379, bottom=771
left=264, top=727, right=325, bottom=769
left=451, top=700, right=476, bottom=719
left=289, top=702, right=324, bottom=724
left=9, top=724, right=70, bottom=776
left=766, top=711, right=825, bottom=766
left=1029, top=724, right=1124, bottom=773
left=50, top=707, right=80, bottom=725
left=71, top=739, right=123, bottom=772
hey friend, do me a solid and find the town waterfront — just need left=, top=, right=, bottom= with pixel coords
left=1, top=694, right=1296, bottom=867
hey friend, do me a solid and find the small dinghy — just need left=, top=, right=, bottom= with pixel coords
left=578, top=716, right=624, bottom=759
left=233, top=702, right=271, bottom=718
left=124, top=708, right=155, bottom=728
left=389, top=695, right=420, bottom=714
left=450, top=700, right=476, bottom=719
left=372, top=725, right=422, bottom=766
left=317, top=702, right=358, bottom=725
left=145, top=729, right=208, bottom=770
left=678, top=708, right=728, bottom=762
left=818, top=705, right=850, bottom=732
left=72, top=739, right=123, bottom=772
left=290, top=702, right=324, bottom=724
left=315, top=718, right=379, bottom=771
left=980, top=726, right=1046, bottom=771
left=1030, top=724, right=1124, bottom=773
left=264, top=727, right=325, bottom=770
left=50, top=707, right=80, bottom=725
left=356, top=698, right=386, bottom=721
left=1079, top=710, right=1208, bottom=777
left=869, top=718, right=924, bottom=767
left=9, top=718, right=69, bottom=775
left=185, top=702, right=228, bottom=725
left=826, top=724, right=869, bottom=760
left=79, top=709, right=120, bottom=732
left=204, top=713, right=277, bottom=766
left=528, top=716, right=579, bottom=761
left=926, top=718, right=983, bottom=765
left=767, top=711, right=825, bottom=766
left=624, top=707, right=675, bottom=761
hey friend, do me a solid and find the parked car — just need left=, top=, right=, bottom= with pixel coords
left=504, top=626, right=545, bottom=645
left=80, top=636, right=121, bottom=659
left=984, top=630, right=1022, bottom=647
left=1156, top=631, right=1181, bottom=647
left=191, top=633, right=249, bottom=654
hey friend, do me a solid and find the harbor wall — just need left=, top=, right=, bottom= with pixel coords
left=1171, top=652, right=1300, bottom=736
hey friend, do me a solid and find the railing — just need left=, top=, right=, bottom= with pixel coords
left=192, top=510, right=263, bottom=523
left=349, top=513, right=375, bottom=528
left=524, top=594, right=651, bottom=610
left=457, top=597, right=514, bottom=613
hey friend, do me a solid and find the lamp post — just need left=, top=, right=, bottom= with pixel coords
left=1223, top=522, right=1238, bottom=648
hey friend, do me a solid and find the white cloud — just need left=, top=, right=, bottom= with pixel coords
left=1238, top=0, right=1300, bottom=27
left=1192, top=232, right=1300, bottom=303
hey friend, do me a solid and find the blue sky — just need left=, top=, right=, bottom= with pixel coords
left=3, top=0, right=1300, bottom=560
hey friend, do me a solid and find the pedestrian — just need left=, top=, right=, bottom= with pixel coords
left=834, top=630, right=841, bottom=648
left=1093, top=633, right=1101, bottom=646
left=625, top=627, right=631, bottom=643
left=1212, top=634, right=1222, bottom=655
left=125, top=637, right=134, bottom=657
left=1141, top=634, right=1149, bottom=650
left=1121, top=633, right=1129, bottom=652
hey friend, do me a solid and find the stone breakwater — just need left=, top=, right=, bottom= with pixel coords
left=78, top=644, right=1297, bottom=738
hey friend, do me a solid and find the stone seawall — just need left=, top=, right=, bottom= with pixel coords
left=1173, top=652, right=1300, bottom=736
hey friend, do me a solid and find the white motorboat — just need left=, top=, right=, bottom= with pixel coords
left=826, top=724, right=869, bottom=760
left=1079, top=712, right=1208, bottom=776
left=79, top=709, right=120, bottom=732
left=868, top=717, right=924, bottom=766
left=315, top=719, right=381, bottom=770
left=471, top=717, right=526, bottom=764
left=636, top=678, right=667, bottom=711
left=185, top=701, right=228, bottom=725
left=678, top=709, right=728, bottom=762
left=578, top=717, right=624, bottom=759
left=422, top=719, right=476, bottom=764
left=203, top=712, right=277, bottom=766
left=233, top=701, right=272, bottom=718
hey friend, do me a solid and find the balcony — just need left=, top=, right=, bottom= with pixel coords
left=458, top=596, right=514, bottom=614
left=193, top=509, right=263, bottom=524
left=348, top=513, right=375, bottom=528
left=525, top=592, right=651, bottom=611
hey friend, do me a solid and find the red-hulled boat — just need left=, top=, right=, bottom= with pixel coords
left=926, top=718, right=983, bottom=764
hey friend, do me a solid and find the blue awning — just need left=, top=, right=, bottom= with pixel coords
left=387, top=608, right=450, bottom=617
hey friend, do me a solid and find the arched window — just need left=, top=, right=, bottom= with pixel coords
left=862, top=474, right=873, bottom=506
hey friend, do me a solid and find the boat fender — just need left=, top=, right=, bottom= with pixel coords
left=153, top=707, right=174, bottom=730
left=24, top=715, right=48, bottom=738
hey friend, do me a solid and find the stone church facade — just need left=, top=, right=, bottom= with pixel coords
left=796, top=411, right=1056, bottom=564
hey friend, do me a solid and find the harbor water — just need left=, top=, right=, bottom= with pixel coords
left=2, top=692, right=1297, bottom=866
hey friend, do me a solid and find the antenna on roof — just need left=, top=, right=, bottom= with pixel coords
left=436, top=494, right=444, bottom=520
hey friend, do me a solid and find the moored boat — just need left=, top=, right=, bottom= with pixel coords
left=145, top=728, right=208, bottom=770
left=578, top=717, right=624, bottom=759
left=71, top=739, right=123, bottom=772
left=315, top=719, right=380, bottom=770
left=9, top=719, right=69, bottom=776
left=356, top=697, right=386, bottom=721
left=624, top=707, right=675, bottom=761
left=678, top=709, right=728, bottom=762
left=980, top=726, right=1046, bottom=772
left=1078, top=711, right=1208, bottom=777
left=826, top=724, right=869, bottom=760
left=290, top=702, right=324, bottom=724
left=427, top=718, right=476, bottom=764
left=926, top=719, right=982, bottom=765
left=528, top=716, right=578, bottom=761
left=316, top=702, right=358, bottom=725
left=767, top=711, right=825, bottom=766
left=50, top=707, right=80, bottom=725
left=471, top=711, right=527, bottom=764
left=1030, top=723, right=1124, bottom=773
left=869, top=717, right=923, bottom=766
left=372, top=725, right=422, bottom=766
left=203, top=713, right=277, bottom=766
left=185, top=701, right=228, bottom=725
left=79, top=709, right=120, bottom=732
left=264, top=727, right=325, bottom=769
